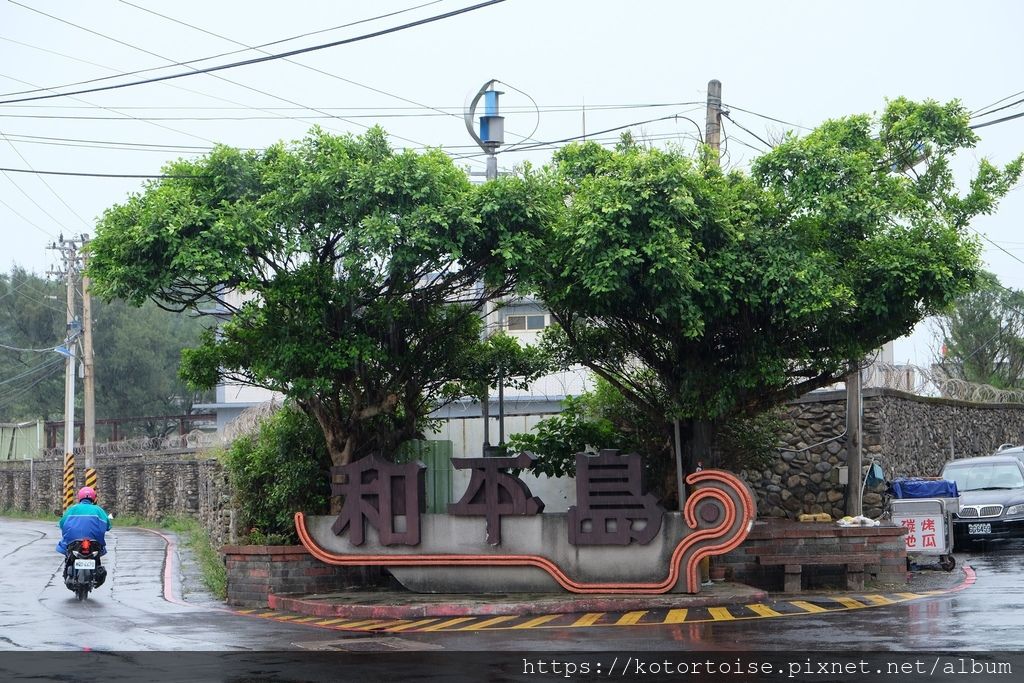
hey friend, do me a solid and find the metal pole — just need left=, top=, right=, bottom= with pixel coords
left=846, top=363, right=863, bottom=517
left=674, top=419, right=685, bottom=510
left=466, top=81, right=505, bottom=454
left=498, top=369, right=505, bottom=446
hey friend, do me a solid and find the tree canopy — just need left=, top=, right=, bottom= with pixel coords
left=530, top=98, right=1023, bottom=472
left=87, top=127, right=551, bottom=466
left=0, top=266, right=209, bottom=431
left=934, top=273, right=1024, bottom=389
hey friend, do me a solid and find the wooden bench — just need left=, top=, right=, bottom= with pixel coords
left=756, top=552, right=879, bottom=592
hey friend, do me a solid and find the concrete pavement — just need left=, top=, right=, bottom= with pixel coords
left=268, top=581, right=768, bottom=619
left=261, top=562, right=973, bottom=622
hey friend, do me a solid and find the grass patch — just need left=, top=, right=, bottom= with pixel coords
left=165, top=517, right=228, bottom=600
left=0, top=508, right=59, bottom=522
left=1, top=508, right=227, bottom=601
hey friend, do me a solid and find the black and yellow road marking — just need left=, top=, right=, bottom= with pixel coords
left=236, top=587, right=961, bottom=634
left=62, top=452, right=75, bottom=511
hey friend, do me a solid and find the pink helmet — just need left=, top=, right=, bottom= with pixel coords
left=77, top=486, right=97, bottom=502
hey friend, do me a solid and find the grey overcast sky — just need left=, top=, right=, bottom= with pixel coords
left=1, top=0, right=1022, bottom=367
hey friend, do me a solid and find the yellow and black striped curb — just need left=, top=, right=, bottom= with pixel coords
left=235, top=589, right=956, bottom=633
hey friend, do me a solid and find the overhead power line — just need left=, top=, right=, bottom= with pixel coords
left=6, top=4, right=388, bottom=143
left=0, top=356, right=63, bottom=386
left=0, top=193, right=57, bottom=238
left=0, top=167, right=203, bottom=179
left=720, top=112, right=773, bottom=150
left=970, top=95, right=1024, bottom=121
left=971, top=90, right=1024, bottom=117
left=0, top=101, right=704, bottom=117
left=0, top=341, right=57, bottom=353
left=721, top=103, right=810, bottom=131
left=0, top=0, right=507, bottom=106
left=969, top=109, right=1024, bottom=130
left=0, top=0, right=447, bottom=98
left=480, top=112, right=705, bottom=158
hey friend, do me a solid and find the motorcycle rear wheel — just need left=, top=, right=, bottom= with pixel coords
left=75, top=587, right=88, bottom=601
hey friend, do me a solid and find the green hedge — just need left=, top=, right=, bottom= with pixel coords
left=223, top=406, right=331, bottom=545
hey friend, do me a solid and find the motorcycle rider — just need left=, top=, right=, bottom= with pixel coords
left=57, top=486, right=111, bottom=588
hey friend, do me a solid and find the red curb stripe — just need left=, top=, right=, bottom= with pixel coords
left=129, top=526, right=190, bottom=607
left=949, top=563, right=976, bottom=592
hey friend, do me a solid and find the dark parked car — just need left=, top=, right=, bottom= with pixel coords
left=941, top=454, right=1024, bottom=546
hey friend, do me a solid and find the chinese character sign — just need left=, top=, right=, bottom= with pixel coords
left=331, top=456, right=426, bottom=546
left=898, top=515, right=945, bottom=552
left=568, top=450, right=665, bottom=545
left=448, top=451, right=545, bottom=545
left=299, top=459, right=757, bottom=596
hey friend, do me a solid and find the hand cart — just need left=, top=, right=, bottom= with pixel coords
left=888, top=478, right=959, bottom=572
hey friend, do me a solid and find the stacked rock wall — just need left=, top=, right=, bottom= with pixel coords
left=743, top=388, right=1024, bottom=520
left=0, top=451, right=236, bottom=545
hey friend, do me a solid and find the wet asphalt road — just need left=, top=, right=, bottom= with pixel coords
left=0, top=518, right=355, bottom=651
left=3, top=517, right=1024, bottom=653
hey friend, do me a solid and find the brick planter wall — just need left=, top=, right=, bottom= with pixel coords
left=717, top=520, right=908, bottom=591
left=222, top=545, right=388, bottom=607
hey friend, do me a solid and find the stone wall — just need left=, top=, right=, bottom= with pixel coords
left=744, top=388, right=1024, bottom=520
left=223, top=545, right=388, bottom=607
left=0, top=451, right=237, bottom=547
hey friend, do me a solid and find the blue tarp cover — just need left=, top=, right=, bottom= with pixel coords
left=889, top=478, right=959, bottom=499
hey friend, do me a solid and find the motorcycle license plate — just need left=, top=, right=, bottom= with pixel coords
left=968, top=523, right=992, bottom=535
left=73, top=559, right=96, bottom=570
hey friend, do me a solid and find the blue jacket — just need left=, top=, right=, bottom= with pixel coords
left=56, top=501, right=111, bottom=554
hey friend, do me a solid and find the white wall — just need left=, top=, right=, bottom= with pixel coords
left=431, top=415, right=577, bottom=513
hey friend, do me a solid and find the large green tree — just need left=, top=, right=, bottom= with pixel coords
left=934, top=273, right=1024, bottom=389
left=0, top=268, right=65, bottom=420
left=530, top=98, right=1022, bottom=478
left=92, top=297, right=212, bottom=429
left=87, top=127, right=551, bottom=467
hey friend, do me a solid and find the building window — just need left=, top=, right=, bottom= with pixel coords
left=506, top=314, right=547, bottom=331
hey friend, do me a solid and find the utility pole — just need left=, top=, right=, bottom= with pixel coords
left=674, top=79, right=725, bottom=513
left=846, top=363, right=863, bottom=517
left=705, top=79, right=723, bottom=163
left=49, top=236, right=81, bottom=510
left=465, top=79, right=506, bottom=453
left=81, top=235, right=96, bottom=478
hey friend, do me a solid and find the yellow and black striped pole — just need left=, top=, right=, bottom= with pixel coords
left=84, top=467, right=97, bottom=497
left=62, top=451, right=76, bottom=511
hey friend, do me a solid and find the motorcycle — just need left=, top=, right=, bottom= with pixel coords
left=63, top=538, right=105, bottom=601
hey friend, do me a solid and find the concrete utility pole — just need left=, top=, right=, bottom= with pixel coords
left=81, top=237, right=95, bottom=471
left=705, top=79, right=723, bottom=163
left=673, top=79, right=725, bottom=513
left=846, top=363, right=863, bottom=517
left=49, top=236, right=80, bottom=510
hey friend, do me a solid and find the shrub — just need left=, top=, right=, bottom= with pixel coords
left=223, top=405, right=331, bottom=544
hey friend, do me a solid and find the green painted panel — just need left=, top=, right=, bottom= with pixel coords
left=396, top=440, right=453, bottom=513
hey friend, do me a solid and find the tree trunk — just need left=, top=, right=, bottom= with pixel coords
left=299, top=398, right=353, bottom=515
left=678, top=417, right=717, bottom=500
